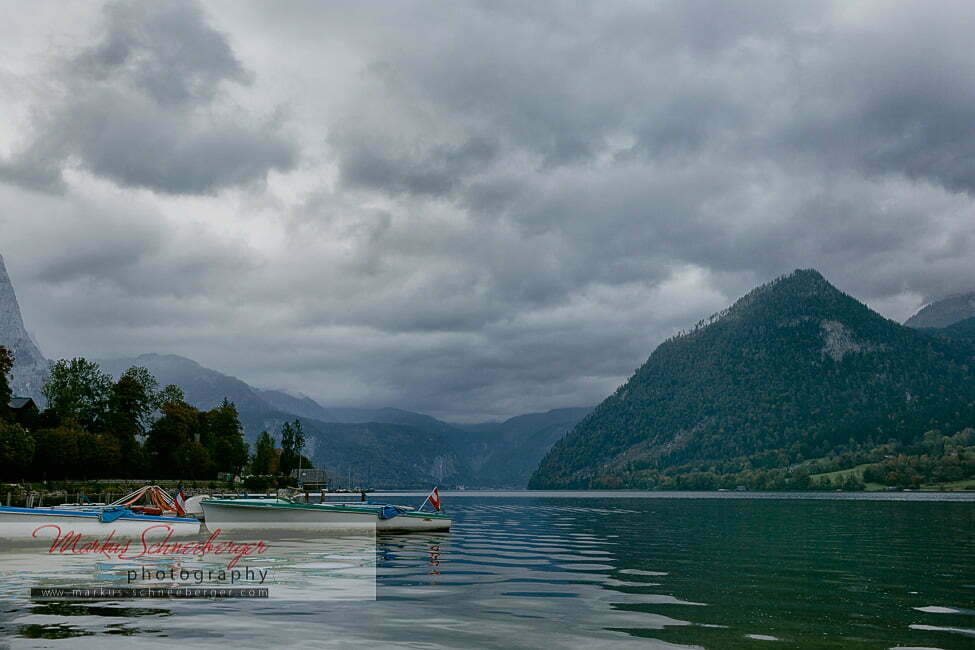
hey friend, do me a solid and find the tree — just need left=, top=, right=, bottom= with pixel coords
left=279, top=419, right=306, bottom=476
left=0, top=346, right=13, bottom=422
left=42, top=358, right=112, bottom=431
left=0, top=420, right=34, bottom=477
left=106, top=368, right=159, bottom=469
left=158, top=384, right=186, bottom=407
left=207, top=399, right=249, bottom=476
left=112, top=366, right=160, bottom=432
left=31, top=422, right=95, bottom=480
left=146, top=402, right=208, bottom=477
left=251, top=431, right=277, bottom=475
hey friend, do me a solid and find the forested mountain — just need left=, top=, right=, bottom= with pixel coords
left=931, top=316, right=975, bottom=342
left=451, top=408, right=593, bottom=487
left=530, top=269, right=975, bottom=489
left=905, top=291, right=975, bottom=328
left=300, top=420, right=469, bottom=489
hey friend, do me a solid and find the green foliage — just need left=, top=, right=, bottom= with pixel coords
left=243, top=474, right=274, bottom=491
left=860, top=429, right=975, bottom=487
left=207, top=399, right=249, bottom=475
left=146, top=401, right=211, bottom=478
left=250, top=431, right=277, bottom=475
left=42, top=358, right=113, bottom=431
left=31, top=422, right=103, bottom=479
left=0, top=420, right=34, bottom=477
left=935, top=316, right=975, bottom=342
left=142, top=398, right=249, bottom=480
left=279, top=419, right=306, bottom=476
left=110, top=366, right=161, bottom=433
left=158, top=384, right=186, bottom=407
left=27, top=355, right=248, bottom=481
left=531, top=270, right=975, bottom=489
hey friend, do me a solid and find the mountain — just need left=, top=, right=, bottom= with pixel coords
left=255, top=388, right=333, bottom=420
left=451, top=408, right=593, bottom=487
left=97, top=353, right=573, bottom=487
left=99, top=353, right=273, bottom=415
left=530, top=269, right=975, bottom=489
left=937, top=316, right=975, bottom=342
left=0, top=254, right=49, bottom=402
left=300, top=420, right=469, bottom=489
left=905, top=291, right=975, bottom=328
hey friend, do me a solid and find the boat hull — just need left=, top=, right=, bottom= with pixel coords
left=0, top=507, right=201, bottom=542
left=201, top=499, right=378, bottom=533
left=200, top=499, right=451, bottom=533
left=376, top=511, right=451, bottom=532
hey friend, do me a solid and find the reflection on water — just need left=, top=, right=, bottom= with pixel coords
left=1, top=493, right=973, bottom=649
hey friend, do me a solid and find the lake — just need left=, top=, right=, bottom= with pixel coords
left=1, top=491, right=973, bottom=648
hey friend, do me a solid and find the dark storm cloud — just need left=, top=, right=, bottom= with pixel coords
left=0, top=0, right=296, bottom=195
left=73, top=0, right=252, bottom=107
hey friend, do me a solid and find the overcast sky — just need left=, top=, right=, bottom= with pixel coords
left=2, top=1, right=974, bottom=421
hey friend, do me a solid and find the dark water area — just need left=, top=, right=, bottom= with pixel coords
left=1, top=491, right=973, bottom=648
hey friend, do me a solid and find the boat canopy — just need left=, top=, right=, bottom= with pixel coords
left=111, top=486, right=185, bottom=517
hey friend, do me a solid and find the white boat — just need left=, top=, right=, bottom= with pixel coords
left=0, top=505, right=201, bottom=542
left=200, top=498, right=451, bottom=533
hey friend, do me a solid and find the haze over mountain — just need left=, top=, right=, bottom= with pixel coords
left=531, top=270, right=975, bottom=489
left=0, top=255, right=590, bottom=488
left=0, top=254, right=48, bottom=403
left=95, top=353, right=589, bottom=488
left=452, top=408, right=593, bottom=487
left=905, top=292, right=975, bottom=329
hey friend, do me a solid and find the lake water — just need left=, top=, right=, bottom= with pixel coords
left=1, top=491, right=974, bottom=649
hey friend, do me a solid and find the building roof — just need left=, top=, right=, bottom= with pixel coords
left=8, top=397, right=36, bottom=410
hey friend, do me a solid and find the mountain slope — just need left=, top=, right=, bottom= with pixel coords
left=99, top=353, right=273, bottom=415
left=530, top=269, right=975, bottom=489
left=255, top=388, right=334, bottom=420
left=300, top=420, right=469, bottom=489
left=937, top=316, right=975, bottom=342
left=95, top=354, right=502, bottom=487
left=451, top=407, right=593, bottom=487
left=905, top=291, right=975, bottom=328
left=0, top=254, right=49, bottom=402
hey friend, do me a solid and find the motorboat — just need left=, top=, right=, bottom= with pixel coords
left=200, top=494, right=451, bottom=533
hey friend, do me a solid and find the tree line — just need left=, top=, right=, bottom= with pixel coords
left=0, top=347, right=309, bottom=484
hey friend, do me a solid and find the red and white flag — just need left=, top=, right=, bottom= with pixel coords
left=175, top=487, right=187, bottom=517
left=428, top=487, right=441, bottom=511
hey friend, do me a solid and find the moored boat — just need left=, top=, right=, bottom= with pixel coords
left=200, top=498, right=379, bottom=533
left=0, top=485, right=201, bottom=542
left=200, top=490, right=451, bottom=533
left=0, top=505, right=201, bottom=541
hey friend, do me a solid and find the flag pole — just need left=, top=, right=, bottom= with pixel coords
left=416, top=486, right=437, bottom=513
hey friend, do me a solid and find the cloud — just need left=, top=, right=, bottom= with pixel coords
left=4, top=1, right=975, bottom=420
left=0, top=0, right=297, bottom=195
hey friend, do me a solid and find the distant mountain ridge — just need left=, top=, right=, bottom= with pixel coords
left=905, top=291, right=975, bottom=328
left=97, top=353, right=588, bottom=487
left=530, top=269, right=975, bottom=489
left=452, top=408, right=593, bottom=487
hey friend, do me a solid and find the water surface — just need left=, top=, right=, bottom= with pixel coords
left=1, top=491, right=973, bottom=649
